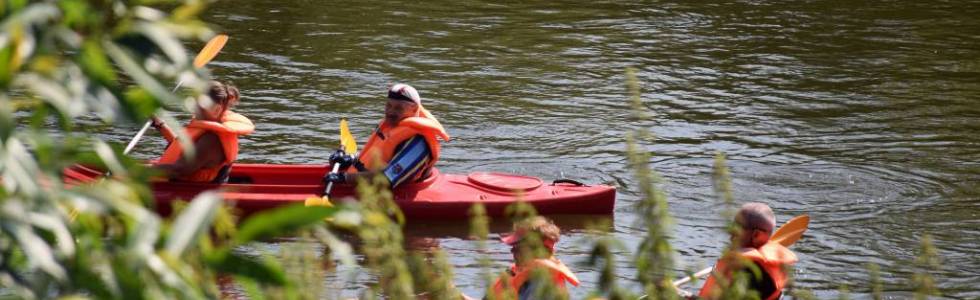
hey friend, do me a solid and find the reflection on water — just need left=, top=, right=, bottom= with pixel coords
left=109, top=0, right=980, bottom=298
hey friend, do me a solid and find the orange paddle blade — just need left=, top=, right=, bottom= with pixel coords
left=772, top=214, right=809, bottom=247
left=193, top=34, right=229, bottom=68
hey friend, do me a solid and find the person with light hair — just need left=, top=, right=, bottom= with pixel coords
left=488, top=216, right=580, bottom=300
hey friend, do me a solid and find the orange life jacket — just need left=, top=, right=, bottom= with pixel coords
left=698, top=241, right=798, bottom=300
left=158, top=111, right=254, bottom=182
left=349, top=106, right=449, bottom=180
left=491, top=257, right=580, bottom=300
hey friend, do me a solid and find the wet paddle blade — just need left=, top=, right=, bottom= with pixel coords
left=193, top=34, right=229, bottom=68
left=340, top=119, right=357, bottom=154
left=772, top=214, right=809, bottom=247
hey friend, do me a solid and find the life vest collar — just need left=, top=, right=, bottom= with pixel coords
left=492, top=256, right=579, bottom=300
left=741, top=242, right=798, bottom=266
left=512, top=257, right=580, bottom=287
left=375, top=106, right=449, bottom=141
left=698, top=241, right=797, bottom=300
left=186, top=111, right=255, bottom=135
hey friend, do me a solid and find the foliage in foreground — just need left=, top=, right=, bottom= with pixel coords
left=0, top=0, right=348, bottom=298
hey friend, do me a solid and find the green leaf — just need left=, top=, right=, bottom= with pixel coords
left=57, top=0, right=92, bottom=30
left=0, top=102, right=16, bottom=140
left=122, top=86, right=159, bottom=122
left=234, top=275, right=268, bottom=300
left=79, top=40, right=117, bottom=86
left=0, top=44, right=13, bottom=87
left=102, top=40, right=181, bottom=107
left=233, top=205, right=336, bottom=245
left=171, top=2, right=207, bottom=22
left=205, top=250, right=286, bottom=285
left=165, top=192, right=220, bottom=256
left=0, top=207, right=67, bottom=282
left=135, top=23, right=188, bottom=67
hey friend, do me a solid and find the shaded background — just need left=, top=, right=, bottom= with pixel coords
left=113, top=1, right=980, bottom=298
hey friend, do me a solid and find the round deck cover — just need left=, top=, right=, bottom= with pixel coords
left=467, top=172, right=543, bottom=192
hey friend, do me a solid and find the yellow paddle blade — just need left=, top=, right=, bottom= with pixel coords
left=304, top=196, right=333, bottom=207
left=772, top=214, right=809, bottom=247
left=193, top=34, right=229, bottom=68
left=340, top=118, right=357, bottom=154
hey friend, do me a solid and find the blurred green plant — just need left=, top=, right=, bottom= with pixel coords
left=584, top=219, right=632, bottom=300
left=704, top=153, right=765, bottom=300
left=0, top=1, right=351, bottom=299
left=624, top=67, right=678, bottom=300
left=911, top=234, right=941, bottom=300
left=470, top=203, right=495, bottom=297
left=837, top=284, right=850, bottom=300
left=867, top=263, right=883, bottom=300
left=346, top=175, right=414, bottom=299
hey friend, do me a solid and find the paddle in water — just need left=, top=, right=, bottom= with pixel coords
left=664, top=214, right=810, bottom=297
left=122, top=34, right=230, bottom=155
left=305, top=119, right=357, bottom=207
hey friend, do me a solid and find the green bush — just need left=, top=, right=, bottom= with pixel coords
left=0, top=1, right=350, bottom=299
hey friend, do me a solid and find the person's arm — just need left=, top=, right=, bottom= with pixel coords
left=156, top=132, right=225, bottom=179
left=151, top=117, right=177, bottom=143
left=333, top=135, right=431, bottom=188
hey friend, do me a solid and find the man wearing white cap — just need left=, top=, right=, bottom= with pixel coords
left=324, top=84, right=451, bottom=188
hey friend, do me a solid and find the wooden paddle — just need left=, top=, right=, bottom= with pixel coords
left=304, top=119, right=357, bottom=207
left=122, top=34, right=230, bottom=155
left=671, top=214, right=810, bottom=288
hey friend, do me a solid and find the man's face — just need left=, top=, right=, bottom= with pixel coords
left=385, top=99, right=417, bottom=126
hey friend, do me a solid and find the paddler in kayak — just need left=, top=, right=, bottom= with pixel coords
left=323, top=83, right=449, bottom=188
left=695, top=203, right=798, bottom=300
left=488, top=216, right=580, bottom=300
left=153, top=81, right=254, bottom=183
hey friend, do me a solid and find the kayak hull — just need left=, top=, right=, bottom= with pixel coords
left=64, top=163, right=616, bottom=219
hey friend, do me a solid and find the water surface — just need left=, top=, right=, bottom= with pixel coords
left=114, top=1, right=980, bottom=298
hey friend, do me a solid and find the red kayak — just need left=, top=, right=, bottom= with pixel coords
left=64, top=163, right=615, bottom=219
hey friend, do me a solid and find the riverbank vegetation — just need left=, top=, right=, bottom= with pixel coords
left=0, top=1, right=944, bottom=299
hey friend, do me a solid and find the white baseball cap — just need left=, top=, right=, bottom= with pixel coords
left=387, top=83, right=421, bottom=105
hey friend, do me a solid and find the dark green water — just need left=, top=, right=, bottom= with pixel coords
left=117, top=1, right=980, bottom=298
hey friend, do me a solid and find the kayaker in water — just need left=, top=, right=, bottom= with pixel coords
left=324, top=83, right=450, bottom=188
left=488, top=216, right=580, bottom=300
left=695, top=203, right=798, bottom=300
left=153, top=81, right=255, bottom=183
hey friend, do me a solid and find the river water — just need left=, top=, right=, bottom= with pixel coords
left=120, top=1, right=980, bottom=298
